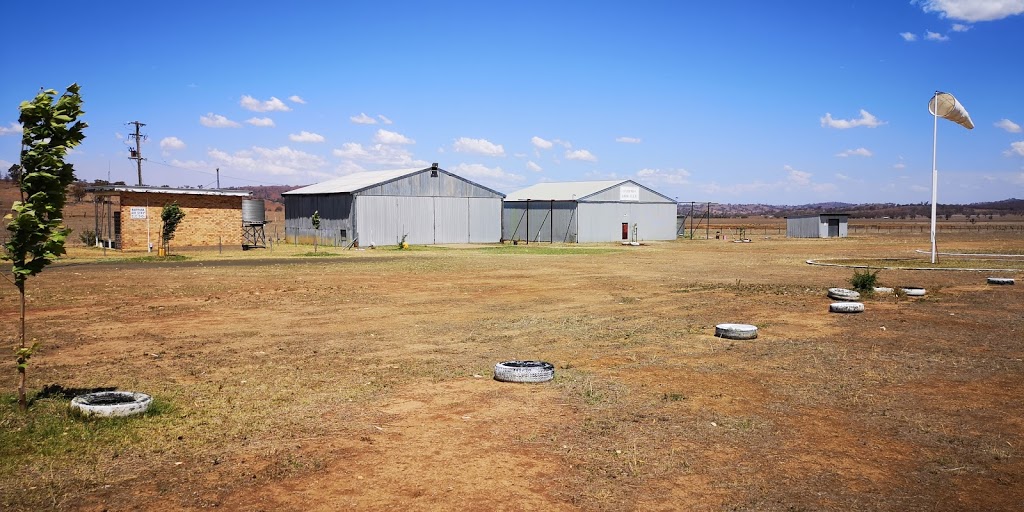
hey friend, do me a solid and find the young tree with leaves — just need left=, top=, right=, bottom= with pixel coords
left=311, top=210, right=320, bottom=253
left=160, top=202, right=186, bottom=255
left=3, top=84, right=86, bottom=411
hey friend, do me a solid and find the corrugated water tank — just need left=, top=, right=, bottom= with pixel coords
left=242, top=199, right=266, bottom=223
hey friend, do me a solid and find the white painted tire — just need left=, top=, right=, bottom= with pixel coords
left=901, top=287, right=926, bottom=297
left=827, top=288, right=861, bottom=301
left=70, top=391, right=152, bottom=418
left=987, top=277, right=1015, bottom=285
left=873, top=287, right=894, bottom=294
left=494, top=361, right=554, bottom=383
left=714, top=323, right=758, bottom=340
left=830, top=302, right=864, bottom=313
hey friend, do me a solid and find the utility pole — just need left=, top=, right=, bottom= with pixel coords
left=127, top=121, right=147, bottom=186
left=216, top=167, right=220, bottom=189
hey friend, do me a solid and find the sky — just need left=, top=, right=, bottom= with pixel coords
left=2, top=0, right=1024, bottom=205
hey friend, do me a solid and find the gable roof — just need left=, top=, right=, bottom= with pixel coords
left=283, top=168, right=423, bottom=195
left=505, top=180, right=675, bottom=202
left=504, top=180, right=628, bottom=201
left=282, top=166, right=505, bottom=197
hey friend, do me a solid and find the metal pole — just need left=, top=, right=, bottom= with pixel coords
left=930, top=91, right=939, bottom=264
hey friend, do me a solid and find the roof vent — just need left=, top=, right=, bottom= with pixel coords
left=431, top=162, right=438, bottom=170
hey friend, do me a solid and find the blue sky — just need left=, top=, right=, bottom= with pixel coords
left=2, top=0, right=1023, bottom=205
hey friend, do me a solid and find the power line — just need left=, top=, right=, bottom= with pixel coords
left=147, top=159, right=290, bottom=186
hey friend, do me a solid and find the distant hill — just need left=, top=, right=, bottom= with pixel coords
left=685, top=199, right=1024, bottom=219
left=1, top=180, right=1020, bottom=222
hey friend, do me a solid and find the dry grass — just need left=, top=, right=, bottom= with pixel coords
left=2, top=231, right=1023, bottom=511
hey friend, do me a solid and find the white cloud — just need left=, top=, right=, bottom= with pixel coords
left=951, top=23, right=971, bottom=31
left=200, top=113, right=241, bottom=128
left=449, top=163, right=524, bottom=185
left=616, top=136, right=642, bottom=144
left=1005, top=141, right=1024, bottom=157
left=246, top=117, right=275, bottom=127
left=835, top=173, right=850, bottom=181
left=526, top=161, right=543, bottom=172
left=375, top=129, right=415, bottom=145
left=820, top=109, right=885, bottom=129
left=926, top=30, right=951, bottom=41
left=996, top=119, right=1022, bottom=133
left=239, top=95, right=291, bottom=112
left=289, top=131, right=325, bottom=143
left=209, top=146, right=326, bottom=176
left=893, top=162, right=907, bottom=169
left=159, top=137, right=186, bottom=153
left=900, top=31, right=919, bottom=41
left=332, top=142, right=426, bottom=168
left=288, top=95, right=306, bottom=104
left=531, top=136, right=553, bottom=149
left=453, top=137, right=505, bottom=156
left=350, top=113, right=377, bottom=125
left=918, top=0, right=1024, bottom=22
left=565, top=149, right=597, bottom=162
left=836, top=147, right=873, bottom=158
left=0, top=122, right=22, bottom=135
left=636, top=168, right=691, bottom=185
left=378, top=115, right=393, bottom=125
left=786, top=166, right=812, bottom=186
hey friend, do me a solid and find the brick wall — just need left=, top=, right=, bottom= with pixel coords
left=118, top=192, right=244, bottom=250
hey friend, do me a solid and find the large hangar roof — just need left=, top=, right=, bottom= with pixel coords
left=283, top=168, right=423, bottom=195
left=282, top=166, right=505, bottom=198
left=505, top=180, right=675, bottom=202
left=505, top=181, right=626, bottom=201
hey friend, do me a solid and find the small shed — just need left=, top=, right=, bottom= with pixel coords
left=502, top=180, right=677, bottom=243
left=786, top=213, right=850, bottom=238
left=282, top=164, right=505, bottom=246
left=86, top=186, right=252, bottom=250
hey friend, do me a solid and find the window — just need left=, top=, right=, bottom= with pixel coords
left=340, top=229, right=347, bottom=240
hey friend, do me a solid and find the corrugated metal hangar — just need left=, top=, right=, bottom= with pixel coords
left=502, top=180, right=677, bottom=243
left=282, top=164, right=505, bottom=246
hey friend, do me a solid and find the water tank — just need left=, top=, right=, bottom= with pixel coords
left=242, top=199, right=266, bottom=224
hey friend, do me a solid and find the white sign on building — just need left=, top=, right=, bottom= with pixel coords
left=130, top=207, right=147, bottom=219
left=619, top=186, right=640, bottom=202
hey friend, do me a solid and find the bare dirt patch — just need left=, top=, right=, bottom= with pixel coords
left=2, top=233, right=1023, bottom=511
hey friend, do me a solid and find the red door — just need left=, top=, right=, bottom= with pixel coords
left=622, top=223, right=629, bottom=240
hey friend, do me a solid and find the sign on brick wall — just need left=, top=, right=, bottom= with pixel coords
left=130, top=207, right=147, bottom=219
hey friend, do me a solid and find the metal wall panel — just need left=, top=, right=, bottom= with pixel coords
left=577, top=203, right=676, bottom=242
left=501, top=201, right=577, bottom=242
left=356, top=196, right=436, bottom=246
left=357, top=170, right=502, bottom=198
left=468, top=198, right=502, bottom=242
left=786, top=216, right=822, bottom=238
left=284, top=193, right=354, bottom=244
left=433, top=197, right=470, bottom=244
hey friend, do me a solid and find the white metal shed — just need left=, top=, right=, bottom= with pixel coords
left=283, top=165, right=505, bottom=246
left=502, top=180, right=677, bottom=243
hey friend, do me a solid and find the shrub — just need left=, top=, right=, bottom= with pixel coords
left=78, top=229, right=96, bottom=246
left=850, top=268, right=879, bottom=292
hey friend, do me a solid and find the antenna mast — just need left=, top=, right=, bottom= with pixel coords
left=127, top=121, right=147, bottom=185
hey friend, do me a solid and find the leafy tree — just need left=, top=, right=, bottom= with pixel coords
left=2, top=84, right=87, bottom=411
left=311, top=210, right=321, bottom=253
left=160, top=202, right=186, bottom=254
left=6, top=163, right=23, bottom=183
left=69, top=181, right=87, bottom=202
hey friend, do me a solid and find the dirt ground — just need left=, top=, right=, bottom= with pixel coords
left=2, top=232, right=1023, bottom=511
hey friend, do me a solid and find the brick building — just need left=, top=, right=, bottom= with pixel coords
left=87, top=186, right=251, bottom=251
